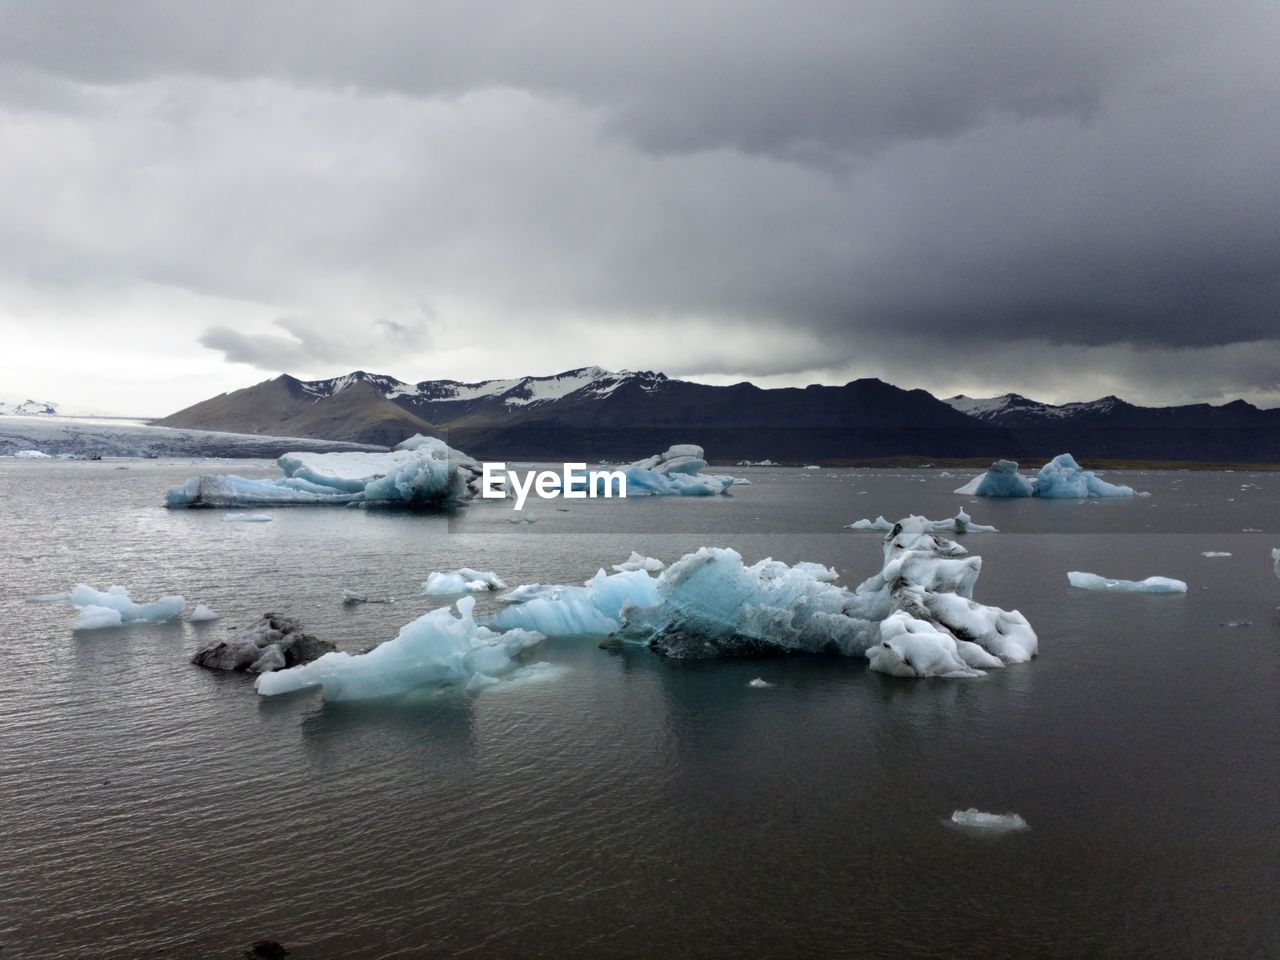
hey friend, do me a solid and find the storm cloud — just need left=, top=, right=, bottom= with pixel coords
left=1, top=0, right=1276, bottom=412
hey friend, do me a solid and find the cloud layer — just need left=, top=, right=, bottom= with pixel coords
left=1, top=0, right=1277, bottom=412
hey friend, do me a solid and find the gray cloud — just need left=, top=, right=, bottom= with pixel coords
left=1, top=0, right=1278, bottom=410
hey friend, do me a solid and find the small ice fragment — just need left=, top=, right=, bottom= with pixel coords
left=1219, top=620, right=1251, bottom=628
left=189, top=603, right=220, bottom=622
left=508, top=515, right=537, bottom=524
left=224, top=513, right=272, bottom=522
left=1272, top=548, right=1280, bottom=580
left=611, top=551, right=665, bottom=573
left=747, top=677, right=774, bottom=688
left=343, top=591, right=367, bottom=604
left=950, top=809, right=1029, bottom=832
left=1201, top=552, right=1232, bottom=558
left=422, top=569, right=508, bottom=595
left=1067, top=571, right=1187, bottom=593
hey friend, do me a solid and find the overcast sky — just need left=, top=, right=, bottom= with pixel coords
left=2, top=0, right=1277, bottom=414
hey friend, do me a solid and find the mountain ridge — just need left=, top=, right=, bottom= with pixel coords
left=156, top=368, right=1280, bottom=462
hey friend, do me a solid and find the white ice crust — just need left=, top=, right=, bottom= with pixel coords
left=484, top=519, right=1036, bottom=678
left=950, top=809, right=1029, bottom=832
left=69, top=584, right=185, bottom=629
left=254, top=596, right=546, bottom=701
left=847, top=509, right=997, bottom=533
left=166, top=434, right=483, bottom=508
left=422, top=569, right=508, bottom=595
left=955, top=454, right=1136, bottom=499
left=1067, top=571, right=1187, bottom=593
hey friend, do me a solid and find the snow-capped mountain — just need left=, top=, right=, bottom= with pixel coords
left=0, top=398, right=58, bottom=416
left=157, top=368, right=1280, bottom=462
left=159, top=367, right=1005, bottom=459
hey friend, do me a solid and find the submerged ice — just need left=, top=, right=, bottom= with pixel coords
left=166, top=434, right=483, bottom=508
left=955, top=454, right=1136, bottom=499
left=255, top=596, right=546, bottom=701
left=484, top=518, right=1036, bottom=678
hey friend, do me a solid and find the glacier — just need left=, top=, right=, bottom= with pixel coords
left=847, top=509, right=997, bottom=534
left=69, top=584, right=185, bottom=629
left=255, top=597, right=546, bottom=701
left=483, top=519, right=1036, bottom=678
left=166, top=434, right=483, bottom=508
left=1067, top=571, right=1187, bottom=593
left=422, top=569, right=508, bottom=595
left=955, top=454, right=1136, bottom=498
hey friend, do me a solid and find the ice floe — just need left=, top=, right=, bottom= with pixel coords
left=255, top=597, right=546, bottom=701
left=955, top=454, right=1136, bottom=498
left=422, top=569, right=508, bottom=595
left=847, top=509, right=996, bottom=534
left=1067, top=571, right=1187, bottom=593
left=69, top=584, right=185, bottom=629
left=165, top=434, right=483, bottom=508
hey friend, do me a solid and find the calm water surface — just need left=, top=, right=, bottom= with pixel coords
left=1, top=460, right=1277, bottom=959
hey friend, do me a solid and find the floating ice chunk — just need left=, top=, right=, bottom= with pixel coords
left=950, top=809, right=1029, bottom=832
left=955, top=454, right=1136, bottom=498
left=14, top=449, right=52, bottom=459
left=1272, top=548, right=1280, bottom=579
left=486, top=569, right=661, bottom=636
left=612, top=551, right=665, bottom=573
left=166, top=435, right=482, bottom=508
left=803, top=465, right=820, bottom=470
left=1067, top=571, right=1187, bottom=593
left=70, top=584, right=185, bottom=628
left=480, top=516, right=1035, bottom=678
left=1034, top=454, right=1135, bottom=498
left=747, top=677, right=774, bottom=688
left=224, top=513, right=272, bottom=522
left=954, top=459, right=1036, bottom=497
left=613, top=445, right=740, bottom=497
left=255, top=596, right=545, bottom=701
left=1202, top=552, right=1232, bottom=558
left=422, top=569, right=508, bottom=595
left=189, top=603, right=220, bottom=621
left=847, top=509, right=996, bottom=534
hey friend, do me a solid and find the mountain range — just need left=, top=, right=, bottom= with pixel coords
left=156, top=367, right=1280, bottom=463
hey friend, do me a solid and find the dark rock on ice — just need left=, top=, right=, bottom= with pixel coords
left=191, top=614, right=335, bottom=673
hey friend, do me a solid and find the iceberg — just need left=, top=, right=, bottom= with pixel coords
left=70, top=584, right=185, bottom=629
left=955, top=454, right=1135, bottom=499
left=1067, top=571, right=1187, bottom=593
left=485, top=525, right=1036, bottom=678
left=422, top=569, right=508, bottom=595
left=616, top=445, right=739, bottom=497
left=949, top=809, right=1029, bottom=832
left=847, top=509, right=996, bottom=534
left=165, top=434, right=483, bottom=508
left=255, top=597, right=546, bottom=701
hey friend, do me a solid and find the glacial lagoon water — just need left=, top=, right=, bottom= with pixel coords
left=1, top=460, right=1277, bottom=959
